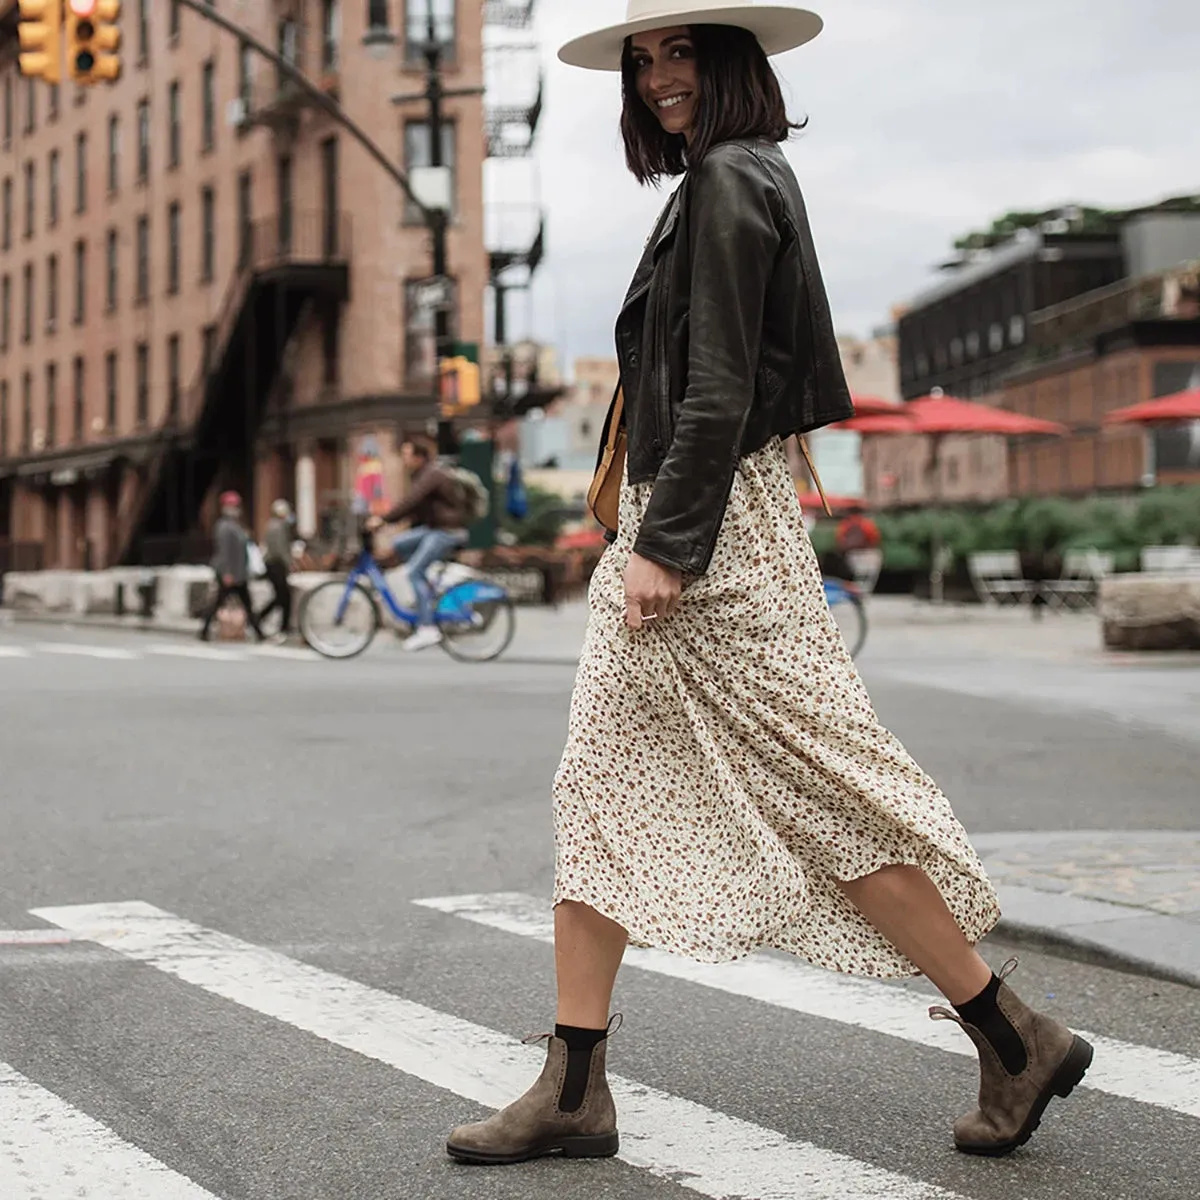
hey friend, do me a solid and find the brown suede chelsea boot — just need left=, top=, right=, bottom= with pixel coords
left=446, top=1032, right=619, bottom=1166
left=931, top=960, right=1094, bottom=1156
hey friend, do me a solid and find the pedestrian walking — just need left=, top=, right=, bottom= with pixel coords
left=257, top=499, right=297, bottom=642
left=447, top=1, right=1093, bottom=1169
left=198, top=491, right=265, bottom=643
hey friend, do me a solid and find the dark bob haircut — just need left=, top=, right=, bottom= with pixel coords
left=620, top=25, right=804, bottom=186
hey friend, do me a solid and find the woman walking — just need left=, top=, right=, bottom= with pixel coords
left=448, top=0, right=1092, bottom=1167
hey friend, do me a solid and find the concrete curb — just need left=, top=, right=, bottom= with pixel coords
left=990, top=884, right=1200, bottom=990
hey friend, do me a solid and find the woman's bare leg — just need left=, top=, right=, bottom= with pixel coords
left=554, top=900, right=629, bottom=1028
left=838, top=865, right=993, bottom=1004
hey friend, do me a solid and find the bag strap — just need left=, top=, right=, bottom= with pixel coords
left=797, top=436, right=834, bottom=518
left=606, top=387, right=625, bottom=451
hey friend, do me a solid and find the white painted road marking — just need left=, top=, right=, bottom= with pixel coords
left=415, top=892, right=1200, bottom=1122
left=33, top=901, right=969, bottom=1200
left=0, top=1061, right=219, bottom=1199
left=147, top=643, right=249, bottom=661
left=0, top=929, right=77, bottom=945
left=0, top=645, right=33, bottom=657
left=34, top=642, right=140, bottom=660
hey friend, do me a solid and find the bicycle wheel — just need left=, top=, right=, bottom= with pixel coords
left=829, top=590, right=868, bottom=659
left=300, top=579, right=380, bottom=660
left=436, top=579, right=516, bottom=663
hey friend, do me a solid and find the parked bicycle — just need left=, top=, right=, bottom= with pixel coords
left=824, top=577, right=868, bottom=658
left=299, top=527, right=515, bottom=662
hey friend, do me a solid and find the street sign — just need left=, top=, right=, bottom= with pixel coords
left=409, top=276, right=454, bottom=311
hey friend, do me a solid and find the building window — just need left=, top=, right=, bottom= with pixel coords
left=138, top=0, right=150, bottom=63
left=76, top=132, right=88, bottom=213
left=73, top=356, right=85, bottom=441
left=167, top=333, right=181, bottom=418
left=167, top=202, right=181, bottom=294
left=1009, top=315, right=1026, bottom=346
left=0, top=274, right=9, bottom=352
left=23, top=77, right=35, bottom=135
left=237, top=169, right=253, bottom=266
left=201, top=186, right=215, bottom=282
left=73, top=240, right=86, bottom=326
left=950, top=337, right=964, bottom=365
left=45, top=362, right=57, bottom=449
left=201, top=323, right=217, bottom=375
left=105, top=351, right=117, bottom=431
left=23, top=160, right=34, bottom=239
left=49, top=83, right=60, bottom=122
left=403, top=121, right=456, bottom=223
left=405, top=0, right=456, bottom=63
left=322, top=136, right=339, bottom=256
left=170, top=0, right=181, bottom=41
left=966, top=331, right=980, bottom=359
left=989, top=322, right=1004, bottom=354
left=322, top=0, right=340, bottom=71
left=46, top=253, right=58, bottom=331
left=201, top=60, right=216, bottom=152
left=3, top=77, right=11, bottom=147
left=21, top=371, right=32, bottom=452
left=277, top=155, right=293, bottom=251
left=48, top=149, right=60, bottom=227
left=367, top=0, right=389, bottom=33
left=21, top=263, right=33, bottom=344
left=135, top=341, right=149, bottom=426
left=278, top=18, right=300, bottom=79
left=2, top=177, right=10, bottom=251
left=136, top=99, right=150, bottom=182
left=108, top=114, right=120, bottom=193
left=106, top=228, right=118, bottom=311
left=238, top=41, right=254, bottom=108
left=0, top=379, right=8, bottom=457
left=168, top=82, right=181, bottom=168
left=136, top=215, right=149, bottom=303
left=322, top=306, right=340, bottom=385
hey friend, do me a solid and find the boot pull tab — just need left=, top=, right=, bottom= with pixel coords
left=998, top=957, right=1020, bottom=983
left=929, top=1005, right=965, bottom=1027
left=606, top=1013, right=624, bottom=1038
left=521, top=1031, right=553, bottom=1047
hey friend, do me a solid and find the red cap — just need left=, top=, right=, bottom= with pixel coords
left=219, top=490, right=242, bottom=508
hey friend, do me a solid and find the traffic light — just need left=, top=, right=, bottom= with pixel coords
left=439, top=356, right=482, bottom=417
left=67, top=0, right=122, bottom=86
left=17, top=0, right=63, bottom=84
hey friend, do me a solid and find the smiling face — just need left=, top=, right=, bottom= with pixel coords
left=630, top=26, right=699, bottom=142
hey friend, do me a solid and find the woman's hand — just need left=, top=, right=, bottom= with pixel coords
left=624, top=552, right=682, bottom=630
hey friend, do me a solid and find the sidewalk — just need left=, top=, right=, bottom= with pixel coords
left=976, top=831, right=1200, bottom=989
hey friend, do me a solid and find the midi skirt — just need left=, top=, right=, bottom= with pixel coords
left=552, top=439, right=1001, bottom=978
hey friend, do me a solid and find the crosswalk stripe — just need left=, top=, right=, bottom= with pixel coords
left=0, top=929, right=77, bottom=945
left=0, top=1061, right=219, bottom=1198
left=0, top=646, right=33, bottom=657
left=33, top=901, right=969, bottom=1200
left=415, top=892, right=1200, bottom=1122
left=148, top=644, right=247, bottom=662
left=34, top=642, right=140, bottom=660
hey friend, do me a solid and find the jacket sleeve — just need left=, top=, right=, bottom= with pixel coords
left=381, top=469, right=439, bottom=525
left=632, top=146, right=781, bottom=575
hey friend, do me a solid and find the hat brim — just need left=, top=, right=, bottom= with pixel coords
left=558, top=6, right=824, bottom=72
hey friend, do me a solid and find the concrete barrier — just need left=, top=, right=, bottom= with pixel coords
left=1099, top=573, right=1200, bottom=650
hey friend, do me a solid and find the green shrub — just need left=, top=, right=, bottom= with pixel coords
left=500, top=484, right=569, bottom=547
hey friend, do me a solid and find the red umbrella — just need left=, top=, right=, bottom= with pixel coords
left=1103, top=388, right=1200, bottom=427
left=796, top=491, right=865, bottom=514
left=851, top=394, right=903, bottom=417
left=905, top=393, right=1067, bottom=437
left=832, top=413, right=919, bottom=435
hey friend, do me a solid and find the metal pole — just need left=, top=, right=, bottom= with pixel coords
left=174, top=0, right=431, bottom=221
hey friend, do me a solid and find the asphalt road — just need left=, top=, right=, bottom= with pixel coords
left=1, top=619, right=1198, bottom=1200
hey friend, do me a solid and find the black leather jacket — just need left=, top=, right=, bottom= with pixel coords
left=604, top=137, right=854, bottom=576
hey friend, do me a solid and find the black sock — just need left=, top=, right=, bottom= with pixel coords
left=554, top=1024, right=608, bottom=1114
left=954, top=974, right=1028, bottom=1075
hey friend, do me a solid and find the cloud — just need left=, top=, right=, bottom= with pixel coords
left=488, top=0, right=1200, bottom=374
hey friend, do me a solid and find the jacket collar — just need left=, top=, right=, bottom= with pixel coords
left=619, top=183, right=685, bottom=317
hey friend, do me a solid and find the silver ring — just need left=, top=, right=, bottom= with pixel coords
left=640, top=613, right=659, bottom=622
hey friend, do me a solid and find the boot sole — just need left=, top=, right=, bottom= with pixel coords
left=446, top=1131, right=620, bottom=1166
left=956, top=1034, right=1094, bottom=1157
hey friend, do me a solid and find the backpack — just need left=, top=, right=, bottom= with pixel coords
left=447, top=466, right=491, bottom=523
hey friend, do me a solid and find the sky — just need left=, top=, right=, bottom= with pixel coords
left=484, top=0, right=1200, bottom=378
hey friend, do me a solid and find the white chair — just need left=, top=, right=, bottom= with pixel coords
left=1140, top=545, right=1200, bottom=574
left=1042, top=549, right=1114, bottom=610
left=846, top=548, right=883, bottom=596
left=968, top=551, right=1034, bottom=606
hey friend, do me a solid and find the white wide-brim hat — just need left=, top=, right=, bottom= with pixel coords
left=559, top=0, right=824, bottom=72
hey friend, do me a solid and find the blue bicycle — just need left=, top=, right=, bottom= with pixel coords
left=824, top=577, right=868, bottom=658
left=299, top=528, right=516, bottom=662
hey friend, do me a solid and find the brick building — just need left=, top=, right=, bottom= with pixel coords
left=0, top=0, right=487, bottom=570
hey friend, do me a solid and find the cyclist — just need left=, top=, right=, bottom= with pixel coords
left=364, top=433, right=474, bottom=653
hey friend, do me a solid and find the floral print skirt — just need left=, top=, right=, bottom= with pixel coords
left=552, top=439, right=1001, bottom=977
